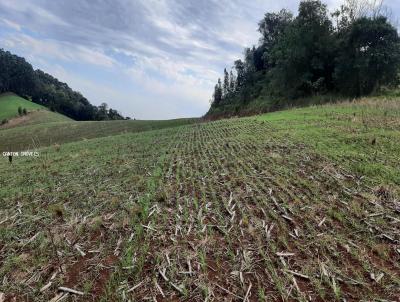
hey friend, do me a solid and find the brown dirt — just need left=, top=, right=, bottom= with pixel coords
left=92, top=255, right=118, bottom=298
left=0, top=112, right=35, bottom=129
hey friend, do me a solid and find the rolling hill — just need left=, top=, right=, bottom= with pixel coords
left=0, top=96, right=399, bottom=301
left=0, top=93, right=72, bottom=128
left=0, top=118, right=198, bottom=152
left=0, top=49, right=124, bottom=121
left=0, top=93, right=45, bottom=120
left=0, top=93, right=197, bottom=151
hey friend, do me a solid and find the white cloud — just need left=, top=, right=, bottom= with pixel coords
left=0, top=0, right=69, bottom=27
left=3, top=34, right=116, bottom=68
left=1, top=18, right=21, bottom=31
left=125, top=57, right=213, bottom=114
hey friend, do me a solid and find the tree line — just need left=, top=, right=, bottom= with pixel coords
left=0, top=49, right=127, bottom=121
left=207, top=0, right=400, bottom=117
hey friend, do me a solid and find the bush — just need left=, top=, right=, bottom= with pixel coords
left=22, top=108, right=27, bottom=115
left=1, top=119, right=8, bottom=125
left=18, top=106, right=22, bottom=116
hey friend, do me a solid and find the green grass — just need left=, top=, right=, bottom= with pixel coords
left=0, top=93, right=72, bottom=127
left=0, top=97, right=399, bottom=301
left=0, top=118, right=198, bottom=152
left=256, top=97, right=400, bottom=186
left=0, top=93, right=45, bottom=120
left=0, top=93, right=196, bottom=151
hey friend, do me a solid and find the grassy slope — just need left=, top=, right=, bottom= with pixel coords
left=0, top=118, right=198, bottom=152
left=0, top=93, right=72, bottom=126
left=0, top=97, right=399, bottom=301
left=256, top=98, right=400, bottom=186
left=0, top=93, right=45, bottom=120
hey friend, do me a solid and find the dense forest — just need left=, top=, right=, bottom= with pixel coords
left=0, top=49, right=126, bottom=121
left=207, top=0, right=400, bottom=118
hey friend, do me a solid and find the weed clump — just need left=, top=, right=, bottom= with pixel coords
left=155, top=190, right=167, bottom=203
left=374, top=186, right=392, bottom=202
left=90, top=216, right=104, bottom=231
left=128, top=203, right=142, bottom=219
left=110, top=196, right=120, bottom=209
left=49, top=203, right=65, bottom=220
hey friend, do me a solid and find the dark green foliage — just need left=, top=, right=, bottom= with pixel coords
left=234, top=60, right=245, bottom=90
left=17, top=106, right=22, bottom=116
left=0, top=49, right=125, bottom=121
left=22, top=108, right=27, bottom=115
left=1, top=118, right=8, bottom=125
left=334, top=16, right=400, bottom=96
left=212, top=79, right=223, bottom=106
left=0, top=51, right=35, bottom=96
left=96, top=102, right=110, bottom=120
left=223, top=68, right=229, bottom=98
left=258, top=9, right=293, bottom=69
left=207, top=0, right=400, bottom=118
left=270, top=0, right=335, bottom=98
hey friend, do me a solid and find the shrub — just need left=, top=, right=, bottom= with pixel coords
left=18, top=106, right=22, bottom=116
left=1, top=119, right=8, bottom=125
left=22, top=108, right=27, bottom=115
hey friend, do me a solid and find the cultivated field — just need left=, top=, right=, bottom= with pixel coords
left=0, top=98, right=399, bottom=301
left=0, top=118, right=198, bottom=153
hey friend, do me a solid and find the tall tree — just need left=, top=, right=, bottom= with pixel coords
left=270, top=0, right=335, bottom=97
left=229, top=70, right=236, bottom=94
left=97, top=102, right=109, bottom=120
left=234, top=60, right=245, bottom=90
left=334, top=16, right=400, bottom=96
left=212, top=79, right=223, bottom=106
left=223, top=68, right=229, bottom=98
left=258, top=9, right=293, bottom=69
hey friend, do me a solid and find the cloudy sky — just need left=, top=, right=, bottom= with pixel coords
left=0, top=0, right=399, bottom=119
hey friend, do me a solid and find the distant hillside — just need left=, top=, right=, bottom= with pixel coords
left=0, top=93, right=44, bottom=120
left=0, top=49, right=126, bottom=121
left=0, top=93, right=72, bottom=129
left=0, top=117, right=198, bottom=152
left=206, top=0, right=400, bottom=118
